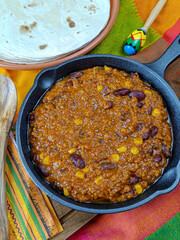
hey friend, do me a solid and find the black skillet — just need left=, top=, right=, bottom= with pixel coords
left=16, top=35, right=180, bottom=214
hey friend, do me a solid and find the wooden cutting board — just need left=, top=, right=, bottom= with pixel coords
left=50, top=199, right=96, bottom=240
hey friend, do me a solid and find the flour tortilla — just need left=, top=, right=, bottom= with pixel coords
left=0, top=0, right=110, bottom=64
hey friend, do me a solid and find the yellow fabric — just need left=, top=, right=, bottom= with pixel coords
left=0, top=69, right=40, bottom=119
left=133, top=0, right=180, bottom=35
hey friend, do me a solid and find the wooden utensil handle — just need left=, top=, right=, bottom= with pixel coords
left=143, top=0, right=167, bottom=32
left=0, top=75, right=17, bottom=240
left=0, top=125, right=9, bottom=240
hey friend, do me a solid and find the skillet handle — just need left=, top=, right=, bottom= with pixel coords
left=145, top=34, right=180, bottom=78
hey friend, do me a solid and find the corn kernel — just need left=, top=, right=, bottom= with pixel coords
left=43, top=156, right=50, bottom=165
left=121, top=128, right=126, bottom=132
left=74, top=119, right=83, bottom=125
left=97, top=85, right=103, bottom=91
left=104, top=65, right=112, bottom=71
left=134, top=184, right=143, bottom=194
left=68, top=148, right=76, bottom=154
left=144, top=90, right=152, bottom=95
left=131, top=146, right=139, bottom=155
left=40, top=153, right=44, bottom=159
left=63, top=188, right=69, bottom=196
left=31, top=132, right=37, bottom=137
left=75, top=171, right=85, bottom=179
left=117, top=146, right=127, bottom=153
left=95, top=176, right=104, bottom=185
left=83, top=167, right=90, bottom=173
left=133, top=138, right=143, bottom=145
left=125, top=81, right=131, bottom=88
left=152, top=108, right=161, bottom=117
left=110, top=153, right=120, bottom=162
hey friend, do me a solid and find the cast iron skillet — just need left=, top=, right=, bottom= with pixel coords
left=16, top=35, right=180, bottom=214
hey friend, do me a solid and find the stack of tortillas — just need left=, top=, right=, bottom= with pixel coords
left=0, top=0, right=110, bottom=64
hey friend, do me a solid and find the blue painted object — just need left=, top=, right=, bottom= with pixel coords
left=124, top=45, right=136, bottom=55
left=124, top=28, right=147, bottom=55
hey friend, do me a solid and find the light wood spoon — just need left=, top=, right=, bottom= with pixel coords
left=0, top=75, right=17, bottom=240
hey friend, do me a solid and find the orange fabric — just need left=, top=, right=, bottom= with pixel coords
left=133, top=0, right=180, bottom=36
left=68, top=184, right=180, bottom=240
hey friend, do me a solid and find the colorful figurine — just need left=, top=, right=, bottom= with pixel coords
left=124, top=29, right=147, bottom=55
left=124, top=0, right=167, bottom=55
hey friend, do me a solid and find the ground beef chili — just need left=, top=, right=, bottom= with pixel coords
left=29, top=66, right=172, bottom=202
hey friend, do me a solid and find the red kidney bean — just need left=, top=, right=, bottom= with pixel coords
left=103, top=86, right=108, bottom=92
left=53, top=181, right=63, bottom=192
left=154, top=154, right=162, bottom=162
left=162, top=144, right=171, bottom=158
left=137, top=101, right=143, bottom=108
left=147, top=148, right=153, bottom=156
left=65, top=80, right=73, bottom=87
left=79, top=130, right=85, bottom=138
left=130, top=73, right=138, bottom=80
left=104, top=92, right=110, bottom=96
left=129, top=91, right=146, bottom=101
left=151, top=126, right=158, bottom=137
left=70, top=71, right=84, bottom=79
left=142, top=131, right=150, bottom=140
left=148, top=107, right=152, bottom=115
left=53, top=91, right=67, bottom=101
left=129, top=173, right=139, bottom=184
left=58, top=168, right=67, bottom=172
left=101, top=163, right=117, bottom=170
left=143, top=82, right=151, bottom=88
left=113, top=88, right=131, bottom=96
left=29, top=113, right=35, bottom=120
left=52, top=95, right=61, bottom=101
left=93, top=159, right=99, bottom=163
left=129, top=188, right=135, bottom=195
left=32, top=153, right=39, bottom=161
left=105, top=101, right=113, bottom=110
left=138, top=123, right=143, bottom=131
left=37, top=164, right=49, bottom=177
left=30, top=142, right=35, bottom=148
left=124, top=74, right=131, bottom=79
left=145, top=164, right=150, bottom=169
left=70, top=154, right=85, bottom=168
left=61, top=91, right=67, bottom=95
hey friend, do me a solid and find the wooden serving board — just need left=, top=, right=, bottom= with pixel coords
left=50, top=199, right=96, bottom=240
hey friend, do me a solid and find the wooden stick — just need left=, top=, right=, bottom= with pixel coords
left=142, top=0, right=167, bottom=32
left=0, top=75, right=17, bottom=240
